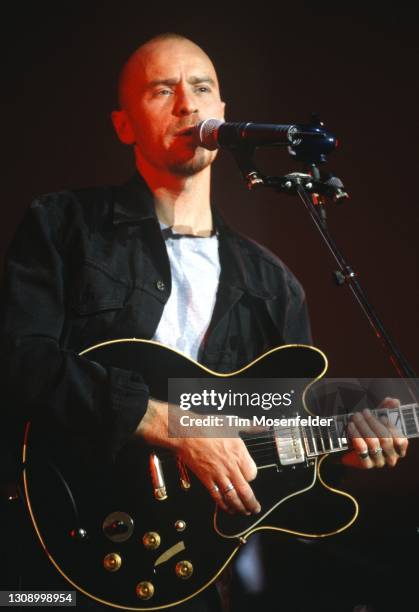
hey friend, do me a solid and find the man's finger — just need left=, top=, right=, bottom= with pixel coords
left=349, top=412, right=385, bottom=466
left=360, top=408, right=392, bottom=440
left=345, top=422, right=374, bottom=469
left=379, top=416, right=408, bottom=459
left=362, top=409, right=403, bottom=466
left=217, top=470, right=261, bottom=515
left=207, top=481, right=229, bottom=513
left=217, top=477, right=250, bottom=515
left=378, top=396, right=401, bottom=409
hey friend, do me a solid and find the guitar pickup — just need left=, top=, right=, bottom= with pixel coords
left=150, top=453, right=167, bottom=501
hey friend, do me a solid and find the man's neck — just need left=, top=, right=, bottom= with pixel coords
left=136, top=164, right=213, bottom=237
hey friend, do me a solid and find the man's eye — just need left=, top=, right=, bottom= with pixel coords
left=156, top=89, right=172, bottom=96
left=196, top=86, right=211, bottom=93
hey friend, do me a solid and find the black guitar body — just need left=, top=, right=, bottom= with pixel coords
left=23, top=340, right=355, bottom=610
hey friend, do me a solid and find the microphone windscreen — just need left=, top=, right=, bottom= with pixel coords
left=195, top=118, right=225, bottom=150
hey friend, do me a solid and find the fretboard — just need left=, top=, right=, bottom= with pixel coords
left=302, top=402, right=419, bottom=458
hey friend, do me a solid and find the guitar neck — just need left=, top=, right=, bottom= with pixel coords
left=302, top=402, right=419, bottom=459
left=244, top=403, right=419, bottom=469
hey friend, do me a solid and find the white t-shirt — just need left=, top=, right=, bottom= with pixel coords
left=152, top=225, right=221, bottom=361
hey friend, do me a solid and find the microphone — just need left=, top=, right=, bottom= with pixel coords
left=194, top=118, right=331, bottom=150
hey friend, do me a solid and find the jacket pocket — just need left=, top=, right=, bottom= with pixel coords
left=69, top=260, right=129, bottom=316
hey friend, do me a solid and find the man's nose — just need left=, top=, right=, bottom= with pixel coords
left=173, top=88, right=198, bottom=116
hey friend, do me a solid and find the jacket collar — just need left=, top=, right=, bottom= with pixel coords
left=112, top=170, right=232, bottom=234
left=112, top=171, right=157, bottom=225
left=111, top=171, right=270, bottom=297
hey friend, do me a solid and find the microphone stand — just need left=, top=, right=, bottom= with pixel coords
left=228, top=139, right=418, bottom=401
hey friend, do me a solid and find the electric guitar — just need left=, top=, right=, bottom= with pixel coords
left=22, top=339, right=419, bottom=610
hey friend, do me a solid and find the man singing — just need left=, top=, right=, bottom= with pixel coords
left=0, top=33, right=407, bottom=611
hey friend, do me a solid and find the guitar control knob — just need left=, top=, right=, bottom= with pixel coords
left=175, top=560, right=193, bottom=579
left=142, top=531, right=161, bottom=550
left=103, top=553, right=122, bottom=572
left=174, top=520, right=186, bottom=532
left=136, top=581, right=155, bottom=600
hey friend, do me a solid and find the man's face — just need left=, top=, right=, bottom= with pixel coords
left=116, top=38, right=225, bottom=177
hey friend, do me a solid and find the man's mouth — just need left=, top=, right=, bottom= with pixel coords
left=176, top=126, right=196, bottom=137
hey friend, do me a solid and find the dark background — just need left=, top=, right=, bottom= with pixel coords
left=1, top=1, right=417, bottom=378
left=1, top=2, right=418, bottom=607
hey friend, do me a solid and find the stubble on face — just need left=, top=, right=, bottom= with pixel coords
left=167, top=146, right=217, bottom=177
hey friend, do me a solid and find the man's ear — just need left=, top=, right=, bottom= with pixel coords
left=111, top=109, right=136, bottom=145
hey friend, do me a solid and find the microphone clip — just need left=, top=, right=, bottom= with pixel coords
left=228, top=145, right=264, bottom=190
left=264, top=172, right=349, bottom=204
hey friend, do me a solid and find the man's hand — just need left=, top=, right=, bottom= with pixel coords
left=135, top=398, right=261, bottom=515
left=342, top=397, right=408, bottom=469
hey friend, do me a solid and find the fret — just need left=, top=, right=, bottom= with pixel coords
left=308, top=424, right=318, bottom=455
left=402, top=404, right=419, bottom=438
left=375, top=407, right=389, bottom=420
left=303, top=426, right=317, bottom=457
left=297, top=403, right=418, bottom=461
left=301, top=425, right=315, bottom=457
left=413, top=404, right=419, bottom=435
left=304, top=421, right=344, bottom=457
left=320, top=423, right=333, bottom=452
left=393, top=407, right=405, bottom=434
left=312, top=425, right=325, bottom=454
left=373, top=406, right=400, bottom=431
left=335, top=414, right=349, bottom=449
left=370, top=404, right=419, bottom=438
left=327, top=417, right=340, bottom=450
left=400, top=406, right=415, bottom=437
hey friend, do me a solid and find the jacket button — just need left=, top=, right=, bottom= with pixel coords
left=155, top=280, right=166, bottom=292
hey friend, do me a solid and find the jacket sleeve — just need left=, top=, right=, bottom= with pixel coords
left=0, top=196, right=149, bottom=462
left=283, top=271, right=313, bottom=345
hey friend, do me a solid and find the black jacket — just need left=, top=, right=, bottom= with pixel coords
left=0, top=172, right=311, bottom=468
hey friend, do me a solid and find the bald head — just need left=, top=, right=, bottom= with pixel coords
left=117, top=33, right=220, bottom=110
left=111, top=33, right=225, bottom=178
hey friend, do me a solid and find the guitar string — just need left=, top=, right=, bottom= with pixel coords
left=173, top=407, right=416, bottom=453
left=163, top=402, right=418, bottom=468
left=243, top=428, right=348, bottom=447
left=173, top=429, right=350, bottom=453
left=241, top=408, right=413, bottom=447
left=172, top=402, right=417, bottom=458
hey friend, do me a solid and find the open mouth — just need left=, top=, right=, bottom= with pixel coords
left=176, top=127, right=195, bottom=137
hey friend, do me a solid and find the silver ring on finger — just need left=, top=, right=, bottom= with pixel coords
left=369, top=447, right=383, bottom=457
left=358, top=450, right=369, bottom=460
left=222, top=482, right=235, bottom=495
left=212, top=484, right=220, bottom=493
